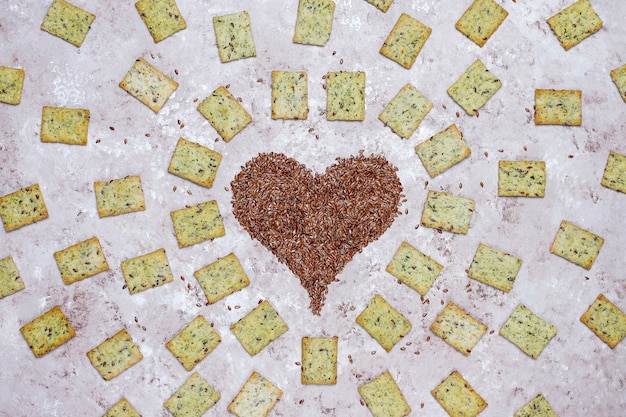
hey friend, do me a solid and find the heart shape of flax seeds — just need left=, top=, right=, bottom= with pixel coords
left=231, top=152, right=403, bottom=315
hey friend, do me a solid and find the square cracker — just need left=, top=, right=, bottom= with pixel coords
left=356, top=294, right=411, bottom=352
left=301, top=336, right=338, bottom=385
left=94, top=175, right=146, bottom=218
left=40, top=106, right=90, bottom=145
left=166, top=315, right=221, bottom=371
left=193, top=253, right=250, bottom=304
left=363, top=0, right=394, bottom=13
left=87, top=328, right=143, bottom=381
left=0, top=183, right=49, bottom=232
left=447, top=59, right=501, bottom=116
left=455, top=0, right=508, bottom=47
left=164, top=372, right=220, bottom=417
left=498, top=160, right=546, bottom=197
left=0, top=66, right=25, bottom=105
left=549, top=220, right=603, bottom=270
left=40, top=0, right=95, bottom=47
left=326, top=71, right=365, bottom=121
left=420, top=190, right=475, bottom=234
left=499, top=304, right=557, bottom=358
left=213, top=11, right=256, bottom=63
left=467, top=243, right=522, bottom=292
left=168, top=137, right=222, bottom=188
left=358, top=370, right=411, bottom=417
left=170, top=200, right=225, bottom=248
left=415, top=124, right=471, bottom=177
left=121, top=248, right=173, bottom=294
left=271, top=71, right=309, bottom=120
left=0, top=256, right=25, bottom=299
left=431, top=370, right=487, bottom=417
left=385, top=241, right=443, bottom=296
left=197, top=86, right=252, bottom=142
left=135, top=0, right=186, bottom=43
left=580, top=294, right=626, bottom=348
left=20, top=305, right=75, bottom=357
left=380, top=13, right=431, bottom=69
left=600, top=150, right=626, bottom=194
left=535, top=89, right=582, bottom=126
left=514, top=394, right=558, bottom=417
left=119, top=57, right=178, bottom=113
left=547, top=0, right=602, bottom=51
left=430, top=302, right=488, bottom=356
left=379, top=83, right=432, bottom=138
left=230, top=300, right=288, bottom=356
left=102, top=398, right=142, bottom=417
left=293, top=0, right=335, bottom=46
left=228, top=371, right=282, bottom=417
left=54, top=236, right=109, bottom=285
left=610, top=63, right=626, bottom=102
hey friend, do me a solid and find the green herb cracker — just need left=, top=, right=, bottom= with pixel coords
left=610, top=63, right=626, bottom=102
left=0, top=256, right=25, bottom=299
left=87, top=328, right=143, bottom=381
left=326, top=71, right=365, bottom=121
left=119, top=57, right=179, bottom=113
left=301, top=336, right=338, bottom=385
left=227, top=371, right=282, bottom=417
left=385, top=241, right=443, bottom=296
left=455, top=0, right=508, bottom=47
left=164, top=372, right=220, bottom=417
left=197, top=86, right=252, bottom=142
left=514, top=394, right=559, bottom=417
left=380, top=13, right=431, bottom=69
left=40, top=0, right=95, bottom=47
left=356, top=294, right=411, bottom=352
left=600, top=150, right=626, bottom=194
left=168, top=138, right=222, bottom=188
left=535, top=89, right=582, bottom=126
left=166, top=315, right=221, bottom=371
left=363, top=0, right=394, bottom=13
left=447, top=59, right=501, bottom=116
left=580, top=294, right=626, bottom=348
left=0, top=183, right=49, bottom=232
left=499, top=304, right=557, bottom=358
left=420, top=190, right=475, bottom=234
left=135, top=0, right=186, bottom=43
left=40, top=106, right=90, bottom=145
left=54, top=236, right=109, bottom=285
left=0, top=66, right=25, bottom=105
left=547, top=0, right=602, bottom=51
left=379, top=83, right=432, bottom=138
left=293, top=0, right=335, bottom=46
left=358, top=370, right=411, bottom=417
left=213, top=11, right=256, bottom=63
left=498, top=160, right=546, bottom=197
left=230, top=300, right=288, bottom=356
left=271, top=71, right=309, bottom=120
left=415, top=124, right=471, bottom=177
left=467, top=243, right=522, bottom=292
left=193, top=253, right=250, bottom=304
left=20, top=306, right=75, bottom=357
left=121, top=248, right=173, bottom=294
left=94, top=175, right=146, bottom=218
left=431, top=370, right=487, bottom=417
left=102, top=398, right=142, bottom=417
left=170, top=200, right=225, bottom=248
left=430, top=302, right=488, bottom=356
left=549, top=220, right=604, bottom=270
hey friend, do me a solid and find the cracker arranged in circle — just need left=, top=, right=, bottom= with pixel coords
left=164, top=372, right=220, bottom=417
left=170, top=200, right=226, bottom=248
left=301, top=336, right=338, bottom=385
left=168, top=138, right=222, bottom=188
left=197, top=86, right=252, bottom=142
left=455, top=0, right=508, bottom=47
left=293, top=0, right=335, bottom=46
left=121, top=248, right=174, bottom=294
left=94, top=175, right=146, bottom=218
left=467, top=243, right=522, bottom=292
left=535, top=89, right=582, bottom=126
left=363, top=0, right=394, bottom=13
left=385, top=241, right=443, bottom=296
left=213, top=11, right=256, bottom=63
left=0, top=183, right=49, bottom=232
left=430, top=302, right=488, bottom=356
left=87, top=328, right=143, bottom=381
left=356, top=294, right=412, bottom=352
left=499, top=304, right=557, bottom=359
left=0, top=66, right=25, bottom=105
left=102, top=398, right=142, bottom=417
left=230, top=300, right=288, bottom=356
left=40, top=106, right=90, bottom=145
left=0, top=256, right=25, bottom=299
left=20, top=305, right=75, bottom=357
left=135, top=0, right=186, bottom=43
left=547, top=0, right=602, bottom=51
left=380, top=13, right=431, bottom=69
left=271, top=70, right=309, bottom=120
left=447, top=59, right=501, bottom=116
left=610, top=63, right=626, bottom=102
left=193, top=253, right=250, bottom=304
left=415, top=124, right=471, bottom=177
left=40, top=0, right=95, bottom=47
left=379, top=83, right=432, bottom=138
left=420, top=190, right=475, bottom=234
left=358, top=370, right=411, bottom=417
left=498, top=160, right=546, bottom=197
left=166, top=315, right=221, bottom=371
left=325, top=71, right=365, bottom=121
left=228, top=371, right=282, bottom=417
left=580, top=294, right=626, bottom=348
left=600, top=150, right=626, bottom=194
left=514, top=394, right=558, bottom=417
left=431, top=370, right=487, bottom=417
left=549, top=220, right=604, bottom=270
left=53, top=236, right=109, bottom=285
left=119, top=57, right=179, bottom=113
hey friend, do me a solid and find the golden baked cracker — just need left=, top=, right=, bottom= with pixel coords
left=168, top=137, right=222, bottom=188
left=228, top=371, right=282, bottom=417
left=193, top=253, right=250, bottom=304
left=431, top=370, right=487, bottom=417
left=547, top=0, right=602, bottom=51
left=356, top=294, right=411, bottom=352
left=230, top=300, right=288, bottom=356
left=447, top=59, right=501, bottom=116
left=166, top=315, right=221, bottom=371
left=363, top=0, right=394, bottom=13
left=40, top=0, right=95, bottom=47
left=358, top=370, right=411, bottom=417
left=0, top=66, right=25, bottom=105
left=0, top=256, right=25, bottom=299
left=301, top=336, right=338, bottom=385
left=415, top=124, right=471, bottom=177
left=600, top=150, right=626, bottom=194
left=94, top=175, right=146, bottom=218
left=40, top=106, right=90, bottom=145
left=514, top=394, right=558, bottom=417
left=0, top=183, right=49, bottom=232
left=580, top=294, right=626, bottom=348
left=379, top=83, right=432, bottom=138
left=87, top=328, right=143, bottom=381
left=610, top=63, right=626, bottom=102
left=535, top=89, right=582, bottom=126
left=102, top=398, right=142, bottom=417
left=164, top=372, right=220, bottom=417
left=455, top=0, right=508, bottom=47
left=170, top=200, right=225, bottom=248
left=499, top=304, right=557, bottom=358
left=420, top=190, right=475, bottom=234
left=213, top=11, right=256, bottom=63
left=135, top=0, right=186, bottom=43
left=380, top=13, right=431, bottom=69
left=121, top=248, right=173, bottom=294
left=119, top=57, right=179, bottom=113
left=197, top=86, right=252, bottom=142
left=385, top=241, right=443, bottom=296
left=549, top=220, right=604, bottom=270
left=20, top=306, right=75, bottom=357
left=54, top=236, right=109, bottom=284
left=498, top=160, right=546, bottom=197
left=467, top=243, right=522, bottom=292
left=271, top=70, right=309, bottom=120
left=430, top=302, right=488, bottom=356
left=326, top=71, right=365, bottom=121
left=293, top=0, right=335, bottom=46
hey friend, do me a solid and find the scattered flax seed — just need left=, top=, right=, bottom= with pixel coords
left=174, top=69, right=179, bottom=75
left=180, top=123, right=184, bottom=129
left=340, top=58, right=344, bottom=65
left=568, top=155, right=574, bottom=158
left=585, top=276, right=590, bottom=281
left=225, top=84, right=230, bottom=89
left=371, top=350, right=376, bottom=355
left=193, top=98, right=198, bottom=103
left=426, top=336, right=431, bottom=341
left=145, top=133, right=150, bottom=137
left=124, top=139, right=128, bottom=144
left=224, top=187, right=230, bottom=192
left=180, top=276, right=185, bottom=281
left=187, top=190, right=192, bottom=195
left=484, top=151, right=488, bottom=157
left=415, top=224, right=419, bottom=229
left=406, top=341, right=412, bottom=346
left=257, top=78, right=263, bottom=83
left=400, top=347, right=406, bottom=351
left=475, top=111, right=480, bottom=118
left=295, top=361, right=301, bottom=366
left=442, top=104, right=447, bottom=109
left=440, top=299, right=444, bottom=305
left=348, top=354, right=353, bottom=364
left=414, top=350, right=420, bottom=355
left=173, top=186, right=177, bottom=192
left=315, top=135, right=319, bottom=140
left=227, top=306, right=232, bottom=311
left=498, top=149, right=504, bottom=153
left=332, top=51, right=336, bottom=56
left=237, top=97, right=242, bottom=103
left=96, top=139, right=101, bottom=144
left=150, top=53, right=155, bottom=59
left=299, top=399, right=304, bottom=405
left=134, top=317, right=138, bottom=323
left=196, top=303, right=202, bottom=307
left=234, top=305, right=240, bottom=309
left=524, top=145, right=528, bottom=151
left=142, top=326, right=146, bottom=331
left=109, top=126, right=115, bottom=131
left=525, top=108, right=530, bottom=113
left=322, top=74, right=327, bottom=79
left=360, top=399, right=365, bottom=406
left=459, top=183, right=463, bottom=189
left=490, top=329, right=495, bottom=334
left=443, top=288, right=448, bottom=293
left=456, top=111, right=460, bottom=117
left=422, top=312, right=427, bottom=317
left=421, top=403, right=425, bottom=409
left=308, top=128, right=314, bottom=133
left=480, top=181, right=484, bottom=188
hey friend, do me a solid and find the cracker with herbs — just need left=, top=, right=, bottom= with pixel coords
left=499, top=304, right=557, bottom=358
left=40, top=106, right=90, bottom=145
left=455, top=0, right=508, bottom=47
left=580, top=294, right=626, bottom=348
left=197, top=86, right=252, bottom=142
left=549, top=220, right=604, bottom=270
left=213, top=11, right=256, bottom=63
left=535, top=89, right=582, bottom=126
left=379, top=83, right=432, bottom=138
left=301, top=336, right=338, bottom=385
left=54, top=236, right=109, bottom=285
left=0, top=256, right=25, bottom=299
left=420, top=190, right=475, bottom=234
left=168, top=138, right=222, bottom=188
left=164, top=372, right=220, bottom=417
left=40, top=0, right=95, bottom=47
left=447, top=59, right=501, bottom=116
left=363, top=0, right=394, bottom=13
left=87, top=328, right=143, bottom=381
left=170, top=200, right=225, bottom=248
left=385, top=241, right=443, bottom=296
left=20, top=306, right=75, bottom=357
left=0, top=183, right=49, bottom=232
left=467, top=243, right=522, bottom=292
left=326, top=71, right=365, bottom=121
left=380, top=13, right=431, bottom=69
left=498, top=160, right=546, bottom=197
left=121, top=248, right=173, bottom=294
left=600, top=150, right=626, bottom=194
left=610, top=63, right=626, bottom=102
left=430, top=302, right=488, bottom=356
left=293, top=0, right=335, bottom=46
left=358, top=370, right=411, bottom=417
left=102, top=398, right=142, bottom=417
left=514, top=394, right=559, bottom=417
left=415, top=124, right=471, bottom=177
left=230, top=300, right=288, bottom=356
left=271, top=70, right=309, bottom=120
left=194, top=253, right=250, bottom=304
left=94, top=175, right=146, bottom=218
left=135, top=0, right=186, bottom=43
left=431, top=370, right=487, bottom=417
left=228, top=371, right=282, bottom=417
left=547, top=0, right=602, bottom=51
left=356, top=294, right=411, bottom=352
left=0, top=66, right=25, bottom=105
left=166, top=315, right=221, bottom=371
left=119, top=57, right=179, bottom=113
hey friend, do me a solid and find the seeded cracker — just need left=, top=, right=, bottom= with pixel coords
left=535, top=89, right=582, bottom=126
left=54, top=236, right=109, bottom=285
left=499, top=304, right=557, bottom=358
left=430, top=302, right=488, bottom=356
left=94, top=175, right=146, bottom=218
left=301, top=336, right=338, bottom=385
left=379, top=83, right=432, bottom=138
left=193, top=253, right=250, bottom=304
left=580, top=294, right=626, bottom=348
left=431, top=370, right=487, bottom=417
left=40, top=0, right=95, bottom=47
left=168, top=138, right=222, bottom=188
left=293, top=0, right=335, bottom=46
left=197, top=86, right=252, bottom=142
left=610, top=63, right=626, bottom=102
left=213, top=11, right=256, bottom=63
left=230, top=300, right=288, bottom=356
left=356, top=294, right=411, bottom=352
left=0, top=66, right=25, bottom=105
left=102, top=398, right=142, bottom=417
left=0, top=256, right=25, bottom=299
left=547, top=0, right=602, bottom=51
left=164, top=372, right=220, bottom=417
left=363, top=0, right=394, bottom=13
left=514, top=394, right=559, bottom=417
left=271, top=71, right=309, bottom=120
left=415, top=124, right=471, bottom=177
left=228, top=371, right=282, bottom=417
left=0, top=183, right=49, bottom=232
left=135, top=0, right=186, bottom=43
left=87, top=328, right=143, bottom=381
left=40, top=106, right=90, bottom=145
left=358, top=370, right=411, bottom=417
left=380, top=14, right=431, bottom=69
left=455, top=0, right=508, bottom=47
left=166, top=315, right=221, bottom=371
left=170, top=200, right=225, bottom=248
left=498, top=160, right=546, bottom=197
left=20, top=306, right=75, bottom=357
left=600, top=150, right=626, bottom=194
left=385, top=241, right=443, bottom=296
left=326, top=71, right=365, bottom=121
left=119, top=57, right=178, bottom=113
left=549, top=220, right=604, bottom=270
left=420, top=190, right=475, bottom=234
left=121, top=248, right=174, bottom=294
left=447, top=59, right=501, bottom=116
left=467, top=243, right=522, bottom=292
